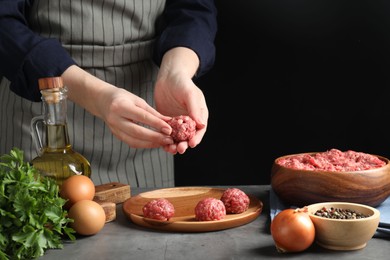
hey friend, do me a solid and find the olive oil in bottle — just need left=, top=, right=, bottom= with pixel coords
left=31, top=77, right=91, bottom=186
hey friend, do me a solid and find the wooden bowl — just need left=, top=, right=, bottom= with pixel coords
left=271, top=152, right=390, bottom=207
left=307, top=202, right=380, bottom=250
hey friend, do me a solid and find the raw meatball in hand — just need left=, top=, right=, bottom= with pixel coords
left=167, top=115, right=196, bottom=143
left=142, top=198, right=175, bottom=221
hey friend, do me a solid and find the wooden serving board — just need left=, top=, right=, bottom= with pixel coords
left=122, top=187, right=263, bottom=232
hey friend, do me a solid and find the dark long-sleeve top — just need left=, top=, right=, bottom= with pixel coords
left=0, top=0, right=217, bottom=102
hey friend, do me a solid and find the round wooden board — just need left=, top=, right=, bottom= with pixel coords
left=122, top=187, right=263, bottom=232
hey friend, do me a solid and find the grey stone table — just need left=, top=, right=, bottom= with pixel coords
left=41, top=185, right=390, bottom=260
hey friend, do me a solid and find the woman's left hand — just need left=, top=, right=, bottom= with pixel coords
left=154, top=47, right=208, bottom=154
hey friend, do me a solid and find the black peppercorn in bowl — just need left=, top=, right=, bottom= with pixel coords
left=307, top=202, right=380, bottom=251
left=271, top=149, right=390, bottom=207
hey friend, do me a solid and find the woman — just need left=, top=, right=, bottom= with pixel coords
left=0, top=0, right=217, bottom=187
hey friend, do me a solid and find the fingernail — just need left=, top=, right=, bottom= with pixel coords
left=161, top=127, right=171, bottom=135
left=163, top=137, right=174, bottom=145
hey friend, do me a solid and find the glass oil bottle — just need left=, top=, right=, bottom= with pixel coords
left=30, top=77, right=91, bottom=186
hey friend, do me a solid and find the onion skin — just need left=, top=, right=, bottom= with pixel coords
left=270, top=207, right=315, bottom=253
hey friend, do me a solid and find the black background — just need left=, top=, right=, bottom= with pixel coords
left=175, top=0, right=390, bottom=186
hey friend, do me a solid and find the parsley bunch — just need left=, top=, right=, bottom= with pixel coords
left=0, top=148, right=75, bottom=260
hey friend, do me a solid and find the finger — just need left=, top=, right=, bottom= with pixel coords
left=111, top=121, right=173, bottom=147
left=125, top=104, right=172, bottom=135
left=188, top=126, right=206, bottom=148
left=192, top=106, right=208, bottom=128
left=163, top=144, right=178, bottom=155
left=176, top=141, right=189, bottom=154
left=184, top=85, right=208, bottom=127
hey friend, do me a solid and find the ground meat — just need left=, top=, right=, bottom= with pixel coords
left=220, top=188, right=250, bottom=214
left=142, top=198, right=175, bottom=221
left=195, top=197, right=226, bottom=221
left=277, top=149, right=386, bottom=172
left=167, top=115, right=196, bottom=143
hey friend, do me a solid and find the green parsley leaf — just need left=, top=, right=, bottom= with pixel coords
left=0, top=148, right=76, bottom=259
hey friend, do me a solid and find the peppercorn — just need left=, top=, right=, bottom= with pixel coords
left=314, top=207, right=370, bottom=219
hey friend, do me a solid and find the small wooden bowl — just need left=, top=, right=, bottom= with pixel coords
left=271, top=152, right=390, bottom=207
left=307, top=202, right=380, bottom=251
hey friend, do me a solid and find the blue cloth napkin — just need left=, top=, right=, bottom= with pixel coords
left=269, top=188, right=390, bottom=238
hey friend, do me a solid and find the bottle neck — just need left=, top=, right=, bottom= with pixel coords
left=41, top=87, right=71, bottom=149
left=41, top=87, right=68, bottom=125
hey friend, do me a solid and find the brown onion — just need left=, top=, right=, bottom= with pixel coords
left=270, top=207, right=315, bottom=253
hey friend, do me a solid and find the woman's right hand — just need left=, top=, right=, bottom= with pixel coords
left=62, top=65, right=174, bottom=149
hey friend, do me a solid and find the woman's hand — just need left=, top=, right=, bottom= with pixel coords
left=155, top=47, right=209, bottom=154
left=62, top=65, right=174, bottom=149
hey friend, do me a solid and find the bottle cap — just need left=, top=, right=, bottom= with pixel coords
left=38, top=77, right=64, bottom=90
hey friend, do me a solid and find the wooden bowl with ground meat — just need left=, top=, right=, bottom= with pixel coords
left=271, top=149, right=390, bottom=207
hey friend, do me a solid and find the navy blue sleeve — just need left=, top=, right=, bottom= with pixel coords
left=153, top=0, right=218, bottom=78
left=0, top=0, right=217, bottom=102
left=0, top=0, right=76, bottom=101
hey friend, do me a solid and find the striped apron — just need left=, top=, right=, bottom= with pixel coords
left=0, top=0, right=174, bottom=188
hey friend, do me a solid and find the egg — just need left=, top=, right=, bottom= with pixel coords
left=68, top=200, right=106, bottom=236
left=60, top=175, right=95, bottom=208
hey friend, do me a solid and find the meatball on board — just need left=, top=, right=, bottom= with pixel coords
left=122, top=187, right=263, bottom=232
